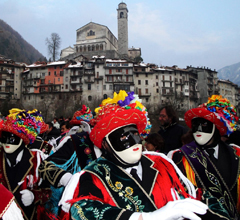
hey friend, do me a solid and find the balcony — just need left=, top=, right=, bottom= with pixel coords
left=162, top=92, right=174, bottom=96
left=95, top=76, right=104, bottom=80
left=139, top=93, right=151, bottom=97
left=84, top=79, right=94, bottom=83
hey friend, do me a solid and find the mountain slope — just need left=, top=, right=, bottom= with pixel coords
left=217, top=62, right=240, bottom=86
left=0, top=19, right=44, bottom=64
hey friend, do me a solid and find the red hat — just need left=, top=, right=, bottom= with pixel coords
left=70, top=105, right=93, bottom=125
left=1, top=109, right=45, bottom=145
left=90, top=103, right=147, bottom=149
left=185, top=95, right=238, bottom=136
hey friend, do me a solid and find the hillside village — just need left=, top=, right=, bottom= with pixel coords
left=0, top=2, right=239, bottom=121
left=0, top=54, right=239, bottom=122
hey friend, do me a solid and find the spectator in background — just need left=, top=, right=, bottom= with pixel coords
left=158, top=105, right=188, bottom=154
left=60, top=121, right=71, bottom=134
left=144, top=133, right=165, bottom=152
left=52, top=117, right=60, bottom=129
left=44, top=122, right=61, bottom=141
left=58, top=116, right=65, bottom=125
left=181, top=130, right=194, bottom=146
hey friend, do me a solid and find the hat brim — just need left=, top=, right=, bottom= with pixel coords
left=184, top=107, right=227, bottom=136
left=90, top=109, right=147, bottom=149
left=1, top=124, right=30, bottom=145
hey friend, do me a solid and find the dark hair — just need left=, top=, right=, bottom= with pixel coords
left=159, top=105, right=179, bottom=123
left=181, top=130, right=194, bottom=145
left=47, top=122, right=53, bottom=129
left=60, top=121, right=71, bottom=129
left=145, top=133, right=164, bottom=152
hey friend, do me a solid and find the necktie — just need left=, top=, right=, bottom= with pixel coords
left=130, top=168, right=142, bottom=184
left=206, top=148, right=217, bottom=163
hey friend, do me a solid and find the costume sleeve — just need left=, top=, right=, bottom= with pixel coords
left=171, top=150, right=187, bottom=177
left=71, top=172, right=133, bottom=220
left=46, top=138, right=75, bottom=164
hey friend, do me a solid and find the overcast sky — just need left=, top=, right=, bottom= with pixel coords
left=1, top=0, right=239, bottom=70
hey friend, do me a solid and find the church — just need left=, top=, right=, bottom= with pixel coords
left=60, top=2, right=141, bottom=61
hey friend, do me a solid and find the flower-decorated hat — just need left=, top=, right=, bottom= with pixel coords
left=185, top=95, right=239, bottom=136
left=70, top=105, right=93, bottom=125
left=1, top=108, right=45, bottom=145
left=90, top=90, right=151, bottom=148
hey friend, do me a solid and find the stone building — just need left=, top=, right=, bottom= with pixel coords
left=0, top=55, right=24, bottom=101
left=60, top=2, right=140, bottom=61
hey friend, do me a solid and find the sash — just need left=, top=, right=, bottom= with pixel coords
left=181, top=142, right=239, bottom=219
left=84, top=157, right=157, bottom=212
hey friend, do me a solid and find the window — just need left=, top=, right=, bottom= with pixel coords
left=145, top=88, right=148, bottom=94
left=88, top=84, right=91, bottom=90
left=49, top=72, right=50, bottom=76
left=54, top=71, right=56, bottom=76
left=145, top=80, right=148, bottom=85
left=48, top=80, right=51, bottom=83
left=162, top=75, right=164, bottom=80
left=58, top=78, right=60, bottom=82
left=146, top=98, right=149, bottom=102
left=87, top=30, right=95, bottom=36
left=120, top=12, right=124, bottom=18
left=156, top=82, right=158, bottom=86
left=138, top=80, right=141, bottom=85
left=65, top=85, right=68, bottom=89
left=145, top=73, right=148, bottom=77
left=156, top=88, right=159, bottom=93
left=88, top=96, right=92, bottom=101
left=136, top=73, right=139, bottom=77
left=116, top=69, right=122, bottom=72
left=103, top=85, right=106, bottom=90
left=103, top=94, right=108, bottom=99
left=109, top=85, right=113, bottom=90
left=156, top=75, right=158, bottom=79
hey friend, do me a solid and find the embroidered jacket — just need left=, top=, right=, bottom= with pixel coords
left=169, top=141, right=240, bottom=220
left=0, top=147, right=51, bottom=220
left=69, top=152, right=196, bottom=220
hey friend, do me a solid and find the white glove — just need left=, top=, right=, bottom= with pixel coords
left=59, top=172, right=73, bottom=187
left=141, top=198, right=208, bottom=220
left=20, top=189, right=34, bottom=206
left=80, top=121, right=91, bottom=134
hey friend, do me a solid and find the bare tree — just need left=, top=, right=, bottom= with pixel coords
left=45, top=33, right=61, bottom=61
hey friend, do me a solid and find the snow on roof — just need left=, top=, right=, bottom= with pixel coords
left=26, top=64, right=43, bottom=68
left=105, top=59, right=128, bottom=62
left=68, top=62, right=83, bottom=68
left=47, top=61, right=66, bottom=66
left=155, top=67, right=166, bottom=71
left=92, top=55, right=105, bottom=59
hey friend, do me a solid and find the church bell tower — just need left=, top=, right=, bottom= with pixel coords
left=117, top=2, right=128, bottom=58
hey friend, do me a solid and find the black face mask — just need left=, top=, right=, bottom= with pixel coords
left=106, top=125, right=141, bottom=152
left=1, top=131, right=21, bottom=145
left=192, top=118, right=214, bottom=133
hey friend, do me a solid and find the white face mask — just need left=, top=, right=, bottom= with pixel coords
left=111, top=143, right=142, bottom=164
left=2, top=139, right=23, bottom=154
left=193, top=124, right=215, bottom=145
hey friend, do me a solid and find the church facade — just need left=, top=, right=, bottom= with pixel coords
left=60, top=2, right=141, bottom=61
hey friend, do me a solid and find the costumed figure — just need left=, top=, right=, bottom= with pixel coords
left=0, top=183, right=24, bottom=220
left=39, top=105, right=100, bottom=217
left=28, top=121, right=53, bottom=155
left=59, top=90, right=208, bottom=220
left=168, top=95, right=240, bottom=219
left=0, top=108, right=52, bottom=220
